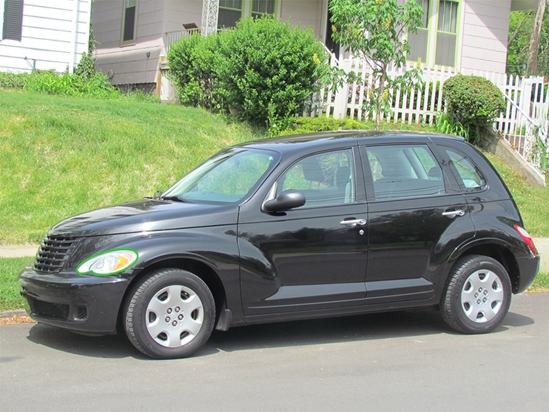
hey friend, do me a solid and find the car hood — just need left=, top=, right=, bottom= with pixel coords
left=49, top=199, right=238, bottom=237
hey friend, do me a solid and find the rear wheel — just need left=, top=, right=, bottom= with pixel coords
left=441, top=255, right=511, bottom=334
left=124, top=268, right=216, bottom=359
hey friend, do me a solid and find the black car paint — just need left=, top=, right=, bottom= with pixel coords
left=19, top=131, right=540, bottom=336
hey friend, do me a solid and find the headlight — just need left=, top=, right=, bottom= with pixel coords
left=77, top=249, right=138, bottom=276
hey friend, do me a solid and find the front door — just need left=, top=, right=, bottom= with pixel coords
left=238, top=147, right=368, bottom=316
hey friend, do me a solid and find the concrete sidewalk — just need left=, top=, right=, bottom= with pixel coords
left=2, top=239, right=548, bottom=272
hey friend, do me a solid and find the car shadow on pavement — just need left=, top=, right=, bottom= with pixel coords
left=24, top=308, right=534, bottom=359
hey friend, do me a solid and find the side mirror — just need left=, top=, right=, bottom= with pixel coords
left=263, top=190, right=306, bottom=212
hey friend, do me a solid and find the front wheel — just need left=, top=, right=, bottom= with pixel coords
left=124, top=268, right=216, bottom=359
left=441, top=255, right=511, bottom=334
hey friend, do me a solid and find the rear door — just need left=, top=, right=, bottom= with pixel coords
left=361, top=141, right=475, bottom=305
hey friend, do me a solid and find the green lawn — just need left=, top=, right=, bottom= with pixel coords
left=0, top=90, right=263, bottom=244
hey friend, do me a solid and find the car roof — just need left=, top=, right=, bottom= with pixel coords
left=237, top=130, right=465, bottom=154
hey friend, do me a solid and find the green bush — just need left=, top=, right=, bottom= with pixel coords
left=0, top=71, right=31, bottom=88
left=442, top=74, right=505, bottom=144
left=168, top=16, right=331, bottom=135
left=25, top=70, right=119, bottom=98
left=280, top=116, right=367, bottom=135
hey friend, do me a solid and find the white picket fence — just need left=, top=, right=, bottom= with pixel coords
left=310, top=57, right=549, bottom=177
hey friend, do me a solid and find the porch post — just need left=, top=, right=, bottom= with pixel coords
left=202, top=0, right=219, bottom=36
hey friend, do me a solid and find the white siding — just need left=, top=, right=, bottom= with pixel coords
left=459, top=0, right=511, bottom=73
left=0, top=0, right=91, bottom=73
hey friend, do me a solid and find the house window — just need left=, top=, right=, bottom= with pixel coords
left=2, top=0, right=24, bottom=41
left=218, top=0, right=275, bottom=29
left=407, top=0, right=460, bottom=68
left=218, top=0, right=243, bottom=29
left=121, top=0, right=138, bottom=44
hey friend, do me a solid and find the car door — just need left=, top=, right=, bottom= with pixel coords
left=237, top=147, right=369, bottom=316
left=361, top=142, right=476, bottom=305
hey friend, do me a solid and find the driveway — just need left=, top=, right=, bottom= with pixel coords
left=1, top=293, right=548, bottom=412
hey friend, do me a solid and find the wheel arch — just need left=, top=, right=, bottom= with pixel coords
left=447, top=240, right=520, bottom=293
left=119, top=256, right=228, bottom=329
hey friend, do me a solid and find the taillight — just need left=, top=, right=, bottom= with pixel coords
left=514, top=224, right=538, bottom=256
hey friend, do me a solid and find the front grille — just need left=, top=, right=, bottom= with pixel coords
left=29, top=298, right=70, bottom=320
left=34, top=234, right=78, bottom=273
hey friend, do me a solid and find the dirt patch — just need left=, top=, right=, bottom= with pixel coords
left=0, top=315, right=35, bottom=326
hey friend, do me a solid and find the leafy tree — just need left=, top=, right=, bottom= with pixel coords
left=329, top=0, right=424, bottom=130
left=507, top=6, right=549, bottom=76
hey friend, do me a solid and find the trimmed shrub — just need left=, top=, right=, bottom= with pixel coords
left=168, top=17, right=331, bottom=134
left=442, top=74, right=505, bottom=144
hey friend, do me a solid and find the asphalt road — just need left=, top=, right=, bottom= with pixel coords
left=1, top=293, right=548, bottom=412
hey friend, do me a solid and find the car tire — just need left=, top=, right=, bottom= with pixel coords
left=124, top=268, right=216, bottom=359
left=441, top=255, right=511, bottom=334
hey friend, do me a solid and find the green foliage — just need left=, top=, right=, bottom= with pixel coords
left=442, top=74, right=505, bottom=145
left=329, top=0, right=424, bottom=130
left=73, top=52, right=97, bottom=82
left=507, top=9, right=549, bottom=76
left=25, top=70, right=119, bottom=99
left=168, top=17, right=331, bottom=135
left=434, top=111, right=469, bottom=139
left=0, top=71, right=31, bottom=88
left=280, top=116, right=368, bottom=135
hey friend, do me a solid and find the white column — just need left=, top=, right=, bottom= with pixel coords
left=201, top=0, right=219, bottom=36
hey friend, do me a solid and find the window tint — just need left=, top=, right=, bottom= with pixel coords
left=163, top=148, right=279, bottom=204
left=446, top=148, right=486, bottom=192
left=365, top=145, right=445, bottom=200
left=278, top=149, right=355, bottom=207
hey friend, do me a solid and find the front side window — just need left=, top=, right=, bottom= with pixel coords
left=2, top=0, right=24, bottom=41
left=278, top=149, right=355, bottom=207
left=162, top=148, right=279, bottom=204
left=445, top=148, right=486, bottom=192
left=121, top=0, right=138, bottom=44
left=407, top=0, right=460, bottom=68
left=365, top=145, right=445, bottom=200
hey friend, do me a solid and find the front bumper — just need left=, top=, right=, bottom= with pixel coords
left=19, top=264, right=130, bottom=335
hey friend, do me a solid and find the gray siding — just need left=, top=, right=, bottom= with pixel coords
left=0, top=0, right=91, bottom=73
left=460, top=0, right=511, bottom=73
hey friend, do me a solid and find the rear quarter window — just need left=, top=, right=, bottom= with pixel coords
left=445, top=148, right=487, bottom=192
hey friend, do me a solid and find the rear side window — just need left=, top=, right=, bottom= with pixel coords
left=365, top=144, right=445, bottom=200
left=445, top=148, right=486, bottom=192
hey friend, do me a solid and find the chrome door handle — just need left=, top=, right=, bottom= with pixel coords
left=340, top=218, right=367, bottom=227
left=442, top=210, right=465, bottom=218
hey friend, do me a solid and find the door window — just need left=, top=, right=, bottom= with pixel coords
left=365, top=145, right=445, bottom=200
left=278, top=149, right=355, bottom=207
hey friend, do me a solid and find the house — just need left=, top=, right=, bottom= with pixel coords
left=91, top=0, right=539, bottom=97
left=0, top=0, right=92, bottom=74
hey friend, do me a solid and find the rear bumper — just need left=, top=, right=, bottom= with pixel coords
left=515, top=254, right=541, bottom=294
left=19, top=264, right=129, bottom=335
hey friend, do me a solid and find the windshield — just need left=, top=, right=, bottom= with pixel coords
left=162, top=148, right=279, bottom=204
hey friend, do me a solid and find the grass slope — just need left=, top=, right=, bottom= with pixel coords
left=0, top=90, right=263, bottom=244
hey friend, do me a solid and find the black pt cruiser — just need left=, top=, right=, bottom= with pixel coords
left=19, top=131, right=540, bottom=359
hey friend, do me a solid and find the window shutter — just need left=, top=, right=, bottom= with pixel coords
left=3, top=0, right=23, bottom=41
